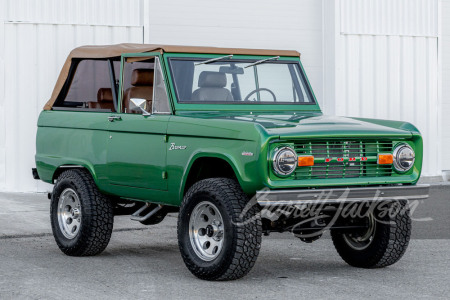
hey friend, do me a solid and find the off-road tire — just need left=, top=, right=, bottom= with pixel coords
left=178, top=178, right=262, bottom=281
left=50, top=169, right=114, bottom=256
left=331, top=201, right=411, bottom=268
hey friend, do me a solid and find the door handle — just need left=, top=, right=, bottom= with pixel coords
left=108, top=116, right=122, bottom=122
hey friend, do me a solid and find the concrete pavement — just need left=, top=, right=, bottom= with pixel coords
left=0, top=185, right=449, bottom=299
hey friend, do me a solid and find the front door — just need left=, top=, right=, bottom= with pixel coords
left=106, top=54, right=171, bottom=191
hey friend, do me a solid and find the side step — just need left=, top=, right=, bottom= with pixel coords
left=130, top=203, right=163, bottom=222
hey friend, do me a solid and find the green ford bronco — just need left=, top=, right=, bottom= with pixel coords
left=34, top=43, right=429, bottom=280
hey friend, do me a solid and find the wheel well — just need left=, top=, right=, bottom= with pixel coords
left=184, top=157, right=238, bottom=194
left=52, top=166, right=89, bottom=183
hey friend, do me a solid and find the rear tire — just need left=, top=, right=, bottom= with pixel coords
left=331, top=201, right=411, bottom=268
left=50, top=169, right=114, bottom=256
left=178, top=178, right=262, bottom=280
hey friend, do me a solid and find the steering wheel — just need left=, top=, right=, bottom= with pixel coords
left=243, top=88, right=277, bottom=102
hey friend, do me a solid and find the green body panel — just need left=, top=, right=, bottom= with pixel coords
left=36, top=111, right=110, bottom=186
left=165, top=115, right=266, bottom=202
left=35, top=52, right=424, bottom=207
left=107, top=113, right=169, bottom=191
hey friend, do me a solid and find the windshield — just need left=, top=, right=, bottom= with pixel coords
left=168, top=58, right=315, bottom=104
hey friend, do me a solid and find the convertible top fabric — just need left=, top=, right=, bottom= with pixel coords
left=44, top=43, right=300, bottom=110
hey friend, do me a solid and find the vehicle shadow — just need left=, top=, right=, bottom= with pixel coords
left=98, top=232, right=409, bottom=281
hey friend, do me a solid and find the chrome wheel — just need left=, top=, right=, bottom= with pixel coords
left=343, top=213, right=377, bottom=250
left=57, top=188, right=82, bottom=239
left=189, top=201, right=225, bottom=261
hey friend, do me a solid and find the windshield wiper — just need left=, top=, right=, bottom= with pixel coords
left=244, top=56, right=280, bottom=68
left=195, top=55, right=233, bottom=66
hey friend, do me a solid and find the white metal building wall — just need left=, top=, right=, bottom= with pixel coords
left=0, top=0, right=144, bottom=192
left=442, top=0, right=450, bottom=172
left=0, top=0, right=324, bottom=192
left=0, top=0, right=446, bottom=192
left=142, top=0, right=324, bottom=103
left=331, top=0, right=440, bottom=176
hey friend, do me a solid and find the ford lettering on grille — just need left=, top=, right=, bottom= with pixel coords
left=293, top=140, right=393, bottom=179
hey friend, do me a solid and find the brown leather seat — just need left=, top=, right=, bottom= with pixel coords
left=88, top=88, right=115, bottom=111
left=123, top=69, right=154, bottom=113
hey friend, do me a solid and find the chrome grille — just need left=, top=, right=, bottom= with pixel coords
left=293, top=140, right=393, bottom=179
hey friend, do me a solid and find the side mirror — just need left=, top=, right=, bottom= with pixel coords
left=130, top=98, right=151, bottom=116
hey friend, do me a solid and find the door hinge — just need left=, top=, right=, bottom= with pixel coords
left=163, top=135, right=168, bottom=143
left=162, top=171, right=168, bottom=179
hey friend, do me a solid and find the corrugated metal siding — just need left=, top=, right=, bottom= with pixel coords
left=0, top=14, right=5, bottom=191
left=336, top=0, right=440, bottom=176
left=0, top=0, right=445, bottom=192
left=0, top=0, right=323, bottom=192
left=143, top=0, right=323, bottom=104
left=341, top=0, right=438, bottom=37
left=4, top=0, right=142, bottom=26
left=442, top=0, right=450, bottom=171
left=0, top=0, right=143, bottom=192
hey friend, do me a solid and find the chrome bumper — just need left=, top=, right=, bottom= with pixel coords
left=256, top=184, right=430, bottom=206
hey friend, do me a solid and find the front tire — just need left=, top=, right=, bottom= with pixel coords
left=178, top=178, right=262, bottom=281
left=50, top=169, right=114, bottom=256
left=331, top=201, right=411, bottom=268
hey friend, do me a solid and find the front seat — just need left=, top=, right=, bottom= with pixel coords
left=123, top=69, right=154, bottom=113
left=192, top=71, right=233, bottom=102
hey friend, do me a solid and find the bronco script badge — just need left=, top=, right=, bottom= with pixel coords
left=169, top=143, right=187, bottom=150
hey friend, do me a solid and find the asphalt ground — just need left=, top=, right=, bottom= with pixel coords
left=0, top=185, right=449, bottom=299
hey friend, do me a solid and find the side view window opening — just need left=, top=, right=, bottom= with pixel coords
left=122, top=58, right=155, bottom=114
left=55, top=59, right=119, bottom=112
left=121, top=56, right=171, bottom=114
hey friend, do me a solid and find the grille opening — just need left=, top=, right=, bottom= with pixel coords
left=293, top=140, right=393, bottom=180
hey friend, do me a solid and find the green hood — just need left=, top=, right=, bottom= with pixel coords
left=176, top=111, right=413, bottom=140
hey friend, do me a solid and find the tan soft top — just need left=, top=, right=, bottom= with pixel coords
left=44, top=43, right=300, bottom=110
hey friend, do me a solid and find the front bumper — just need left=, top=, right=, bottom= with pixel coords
left=256, top=184, right=430, bottom=206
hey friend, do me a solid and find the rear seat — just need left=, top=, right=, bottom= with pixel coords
left=88, top=88, right=115, bottom=111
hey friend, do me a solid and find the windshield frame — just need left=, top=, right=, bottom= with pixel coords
left=163, top=53, right=321, bottom=112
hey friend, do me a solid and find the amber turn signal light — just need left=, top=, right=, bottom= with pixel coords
left=378, top=154, right=393, bottom=165
left=298, top=155, right=314, bottom=167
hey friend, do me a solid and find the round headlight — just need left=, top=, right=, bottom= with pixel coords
left=273, top=146, right=297, bottom=176
left=393, top=144, right=415, bottom=172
